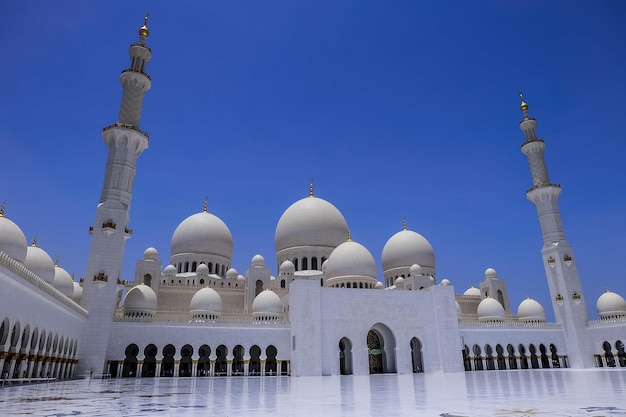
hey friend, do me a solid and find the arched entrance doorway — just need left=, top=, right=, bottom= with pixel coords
left=339, top=337, right=352, bottom=375
left=410, top=337, right=423, bottom=373
left=367, top=323, right=396, bottom=374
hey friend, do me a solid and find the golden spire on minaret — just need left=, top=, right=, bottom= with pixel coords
left=138, top=13, right=150, bottom=38
left=309, top=178, right=314, bottom=197
left=519, top=91, right=529, bottom=112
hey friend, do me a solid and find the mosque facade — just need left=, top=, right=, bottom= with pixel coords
left=1, top=20, right=625, bottom=382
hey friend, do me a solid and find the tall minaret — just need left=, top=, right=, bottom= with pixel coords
left=519, top=93, right=593, bottom=368
left=77, top=17, right=152, bottom=375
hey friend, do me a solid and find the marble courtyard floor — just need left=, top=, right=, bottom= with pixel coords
left=0, top=369, right=624, bottom=416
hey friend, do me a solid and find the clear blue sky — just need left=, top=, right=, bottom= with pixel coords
left=1, top=1, right=625, bottom=320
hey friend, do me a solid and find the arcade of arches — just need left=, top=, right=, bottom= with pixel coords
left=112, top=343, right=289, bottom=378
left=0, top=317, right=78, bottom=382
left=462, top=342, right=568, bottom=371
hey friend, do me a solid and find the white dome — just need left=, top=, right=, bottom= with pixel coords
left=517, top=297, right=546, bottom=322
left=72, top=282, right=83, bottom=303
left=164, top=264, right=177, bottom=276
left=485, top=268, right=497, bottom=280
left=381, top=229, right=435, bottom=273
left=275, top=196, right=349, bottom=253
left=237, top=274, right=245, bottom=281
left=143, top=247, right=159, bottom=261
left=24, top=244, right=55, bottom=283
left=0, top=213, right=27, bottom=263
left=464, top=285, right=481, bottom=296
left=440, top=278, right=451, bottom=286
left=252, top=290, right=283, bottom=318
left=53, top=264, right=75, bottom=298
left=190, top=287, right=222, bottom=316
left=395, top=276, right=405, bottom=287
left=325, top=240, right=377, bottom=281
left=171, top=211, right=233, bottom=259
left=375, top=281, right=384, bottom=289
left=279, top=260, right=295, bottom=275
left=226, top=267, right=238, bottom=279
left=196, top=263, right=209, bottom=275
left=251, top=254, right=265, bottom=268
left=123, top=284, right=157, bottom=314
left=477, top=297, right=505, bottom=321
left=409, top=264, right=423, bottom=276
left=596, top=290, right=626, bottom=319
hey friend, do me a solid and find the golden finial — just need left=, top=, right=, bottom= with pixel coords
left=606, top=286, right=611, bottom=293
left=139, top=13, right=150, bottom=38
left=526, top=294, right=530, bottom=299
left=0, top=202, right=5, bottom=217
left=71, top=272, right=75, bottom=281
left=347, top=229, right=352, bottom=241
left=55, top=257, right=59, bottom=267
left=309, top=178, right=314, bottom=197
left=519, top=91, right=529, bottom=112
left=203, top=197, right=208, bottom=212
left=31, top=235, right=38, bottom=247
left=402, top=217, right=407, bottom=231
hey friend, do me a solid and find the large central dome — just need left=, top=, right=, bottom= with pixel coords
left=275, top=196, right=349, bottom=253
left=171, top=211, right=233, bottom=259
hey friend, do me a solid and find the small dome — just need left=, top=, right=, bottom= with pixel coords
left=72, top=282, right=83, bottom=303
left=464, top=285, right=481, bottom=296
left=0, top=212, right=28, bottom=263
left=381, top=229, right=435, bottom=274
left=190, top=287, right=222, bottom=317
left=279, top=260, right=295, bottom=275
left=485, top=268, right=497, bottom=280
left=275, top=196, right=349, bottom=253
left=171, top=211, right=233, bottom=259
left=196, top=263, right=209, bottom=275
left=124, top=284, right=157, bottom=314
left=226, top=267, right=238, bottom=279
left=429, top=276, right=435, bottom=285
left=440, top=278, right=451, bottom=286
left=517, top=297, right=546, bottom=322
left=237, top=274, right=245, bottom=281
left=321, top=259, right=328, bottom=273
left=24, top=244, right=55, bottom=283
left=596, top=290, right=626, bottom=319
left=456, top=301, right=462, bottom=318
left=477, top=297, right=505, bottom=321
left=251, top=254, right=265, bottom=268
left=164, top=264, right=177, bottom=276
left=53, top=264, right=75, bottom=298
left=325, top=240, right=377, bottom=281
left=375, top=281, right=384, bottom=289
left=143, top=247, right=159, bottom=261
left=409, top=264, right=423, bottom=276
left=394, top=276, right=405, bottom=288
left=252, top=290, right=283, bottom=319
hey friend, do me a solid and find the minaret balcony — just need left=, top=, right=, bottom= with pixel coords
left=102, top=122, right=150, bottom=140
left=526, top=182, right=561, bottom=194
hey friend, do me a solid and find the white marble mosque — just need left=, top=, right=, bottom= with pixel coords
left=1, top=17, right=626, bottom=389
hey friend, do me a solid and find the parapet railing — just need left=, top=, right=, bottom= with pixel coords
left=588, top=316, right=626, bottom=326
left=113, top=310, right=289, bottom=326
left=0, top=252, right=87, bottom=317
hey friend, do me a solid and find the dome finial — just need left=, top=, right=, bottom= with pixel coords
left=309, top=178, right=314, bottom=197
left=0, top=202, right=5, bottom=217
left=138, top=13, right=150, bottom=39
left=31, top=235, right=38, bottom=247
left=203, top=197, right=208, bottom=212
left=402, top=217, right=407, bottom=231
left=519, top=91, right=529, bottom=113
left=55, top=257, right=59, bottom=267
left=347, top=229, right=351, bottom=241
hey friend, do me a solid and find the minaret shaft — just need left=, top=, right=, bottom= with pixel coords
left=518, top=94, right=593, bottom=368
left=77, top=18, right=152, bottom=376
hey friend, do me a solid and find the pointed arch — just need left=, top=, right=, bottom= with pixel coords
left=367, top=323, right=396, bottom=374
left=339, top=337, right=353, bottom=375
